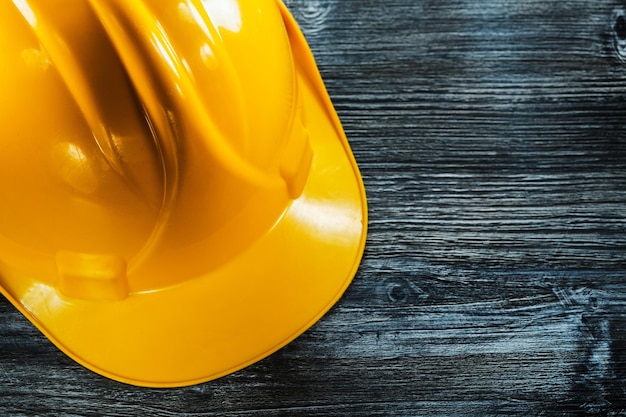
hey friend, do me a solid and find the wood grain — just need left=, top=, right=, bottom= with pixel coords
left=2, top=0, right=626, bottom=415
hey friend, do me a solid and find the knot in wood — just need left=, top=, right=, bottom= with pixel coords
left=612, top=8, right=626, bottom=62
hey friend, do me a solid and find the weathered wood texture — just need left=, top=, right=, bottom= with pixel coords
left=2, top=0, right=626, bottom=415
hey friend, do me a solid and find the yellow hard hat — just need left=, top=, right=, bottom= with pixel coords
left=0, top=0, right=367, bottom=386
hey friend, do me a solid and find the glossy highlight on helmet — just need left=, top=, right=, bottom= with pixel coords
left=0, top=0, right=367, bottom=387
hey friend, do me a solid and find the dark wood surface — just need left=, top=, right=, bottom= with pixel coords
left=2, top=0, right=626, bottom=415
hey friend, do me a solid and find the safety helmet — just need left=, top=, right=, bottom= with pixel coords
left=0, top=0, right=366, bottom=386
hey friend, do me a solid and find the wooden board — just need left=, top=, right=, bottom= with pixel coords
left=1, top=0, right=625, bottom=415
